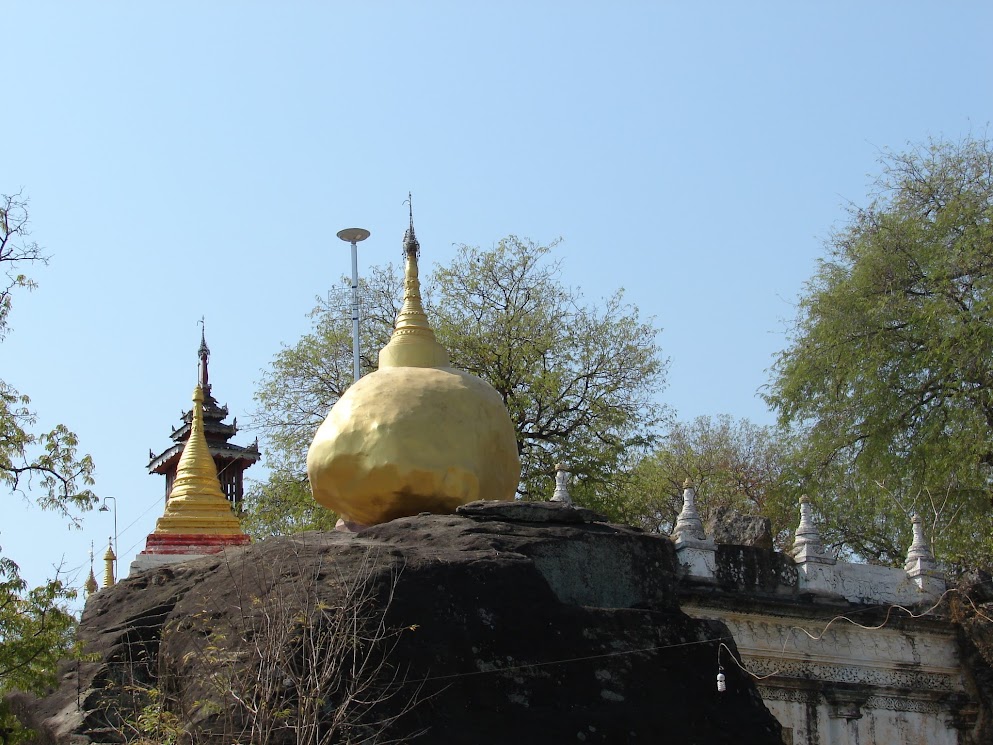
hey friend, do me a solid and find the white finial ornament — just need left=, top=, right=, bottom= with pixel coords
left=672, top=478, right=706, bottom=542
left=792, top=495, right=829, bottom=560
left=904, top=513, right=937, bottom=572
left=550, top=463, right=573, bottom=504
left=670, top=478, right=716, bottom=576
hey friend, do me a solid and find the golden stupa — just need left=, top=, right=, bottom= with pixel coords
left=102, top=538, right=116, bottom=588
left=84, top=543, right=98, bottom=596
left=307, top=210, right=521, bottom=526
left=151, top=385, right=247, bottom=536
left=132, top=383, right=249, bottom=574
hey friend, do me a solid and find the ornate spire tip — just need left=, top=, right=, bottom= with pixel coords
left=403, top=192, right=419, bottom=258
left=198, top=317, right=209, bottom=356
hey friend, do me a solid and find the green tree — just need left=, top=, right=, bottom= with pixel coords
left=614, top=415, right=795, bottom=544
left=765, top=136, right=993, bottom=567
left=1, top=193, right=95, bottom=514
left=248, top=237, right=667, bottom=533
left=431, top=238, right=667, bottom=500
left=0, top=556, right=77, bottom=698
left=1, top=192, right=95, bottom=740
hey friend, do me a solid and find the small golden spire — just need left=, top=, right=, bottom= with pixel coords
left=84, top=541, right=98, bottom=596
left=151, top=386, right=246, bottom=536
left=171, top=386, right=226, bottom=503
left=378, top=195, right=450, bottom=369
left=102, top=537, right=116, bottom=588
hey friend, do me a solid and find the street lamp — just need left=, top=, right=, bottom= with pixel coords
left=98, top=496, right=118, bottom=578
left=336, top=227, right=371, bottom=384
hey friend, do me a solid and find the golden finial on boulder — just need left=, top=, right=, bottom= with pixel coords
left=377, top=196, right=449, bottom=369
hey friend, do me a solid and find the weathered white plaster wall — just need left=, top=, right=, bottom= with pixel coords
left=683, top=605, right=968, bottom=745
left=806, top=560, right=945, bottom=607
left=764, top=698, right=956, bottom=745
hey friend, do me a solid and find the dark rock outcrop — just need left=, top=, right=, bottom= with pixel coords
left=22, top=504, right=783, bottom=744
left=706, top=506, right=773, bottom=550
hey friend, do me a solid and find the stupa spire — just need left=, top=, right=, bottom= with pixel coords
left=904, top=513, right=937, bottom=572
left=550, top=463, right=573, bottom=504
left=378, top=195, right=450, bottom=369
left=84, top=541, right=98, bottom=596
left=150, top=386, right=245, bottom=536
left=198, top=317, right=210, bottom=392
left=792, top=495, right=834, bottom=563
left=102, top=537, right=116, bottom=588
left=672, top=478, right=709, bottom=543
left=405, top=192, right=418, bottom=256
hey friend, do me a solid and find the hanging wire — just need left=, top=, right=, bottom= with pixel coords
left=115, top=492, right=172, bottom=559
left=411, top=635, right=733, bottom=685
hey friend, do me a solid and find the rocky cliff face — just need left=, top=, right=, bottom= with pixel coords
left=21, top=502, right=783, bottom=744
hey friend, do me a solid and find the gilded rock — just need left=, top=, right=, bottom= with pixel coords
left=307, top=366, right=520, bottom=525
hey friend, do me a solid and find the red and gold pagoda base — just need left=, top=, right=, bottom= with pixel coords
left=130, top=532, right=251, bottom=574
left=141, top=532, right=250, bottom=554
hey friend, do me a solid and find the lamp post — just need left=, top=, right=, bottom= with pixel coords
left=336, top=227, right=371, bottom=384
left=98, top=496, right=118, bottom=578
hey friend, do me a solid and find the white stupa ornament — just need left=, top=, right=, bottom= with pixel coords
left=672, top=478, right=707, bottom=543
left=792, top=495, right=832, bottom=562
left=904, top=513, right=938, bottom=573
left=550, top=463, right=573, bottom=504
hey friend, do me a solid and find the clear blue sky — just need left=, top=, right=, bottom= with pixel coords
left=4, top=2, right=992, bottom=596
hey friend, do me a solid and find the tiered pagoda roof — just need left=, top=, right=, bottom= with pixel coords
left=148, top=329, right=260, bottom=507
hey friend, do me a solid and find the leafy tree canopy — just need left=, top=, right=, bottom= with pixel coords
left=247, top=237, right=668, bottom=534
left=1, top=193, right=95, bottom=515
left=765, top=136, right=993, bottom=567
left=1, top=192, right=95, bottom=739
left=613, top=415, right=796, bottom=545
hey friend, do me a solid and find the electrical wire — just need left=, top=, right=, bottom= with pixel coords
left=413, top=635, right=736, bottom=684
left=110, top=492, right=170, bottom=560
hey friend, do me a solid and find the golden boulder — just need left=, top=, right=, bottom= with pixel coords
left=307, top=365, right=521, bottom=526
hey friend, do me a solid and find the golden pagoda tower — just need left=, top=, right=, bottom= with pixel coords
left=84, top=542, right=98, bottom=597
left=132, top=385, right=250, bottom=574
left=307, top=203, right=521, bottom=526
left=102, top=538, right=116, bottom=588
left=147, top=328, right=260, bottom=512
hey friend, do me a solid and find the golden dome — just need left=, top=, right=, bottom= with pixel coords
left=307, top=213, right=520, bottom=526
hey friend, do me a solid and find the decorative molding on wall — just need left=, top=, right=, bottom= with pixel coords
left=683, top=602, right=968, bottom=740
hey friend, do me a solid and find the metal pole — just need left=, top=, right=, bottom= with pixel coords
left=99, top=496, right=118, bottom=578
left=350, top=239, right=361, bottom=383
left=336, top=228, right=370, bottom=385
